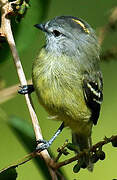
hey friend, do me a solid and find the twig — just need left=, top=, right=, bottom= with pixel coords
left=98, top=7, right=117, bottom=45
left=1, top=0, right=43, bottom=141
left=0, top=79, right=32, bottom=104
left=50, top=135, right=117, bottom=170
left=97, top=7, right=117, bottom=62
left=1, top=134, right=116, bottom=177
left=56, top=171, right=66, bottom=180
left=98, top=25, right=107, bottom=46
left=0, top=0, right=58, bottom=179
left=54, top=140, right=69, bottom=162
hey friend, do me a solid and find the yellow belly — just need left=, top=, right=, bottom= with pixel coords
left=32, top=48, right=92, bottom=135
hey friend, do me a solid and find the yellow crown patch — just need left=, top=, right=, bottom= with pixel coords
left=72, top=19, right=90, bottom=34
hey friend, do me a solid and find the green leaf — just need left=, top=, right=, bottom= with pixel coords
left=73, top=163, right=81, bottom=173
left=0, top=166, right=17, bottom=180
left=0, top=151, right=37, bottom=180
left=8, top=116, right=68, bottom=179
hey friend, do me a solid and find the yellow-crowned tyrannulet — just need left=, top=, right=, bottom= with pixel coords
left=19, top=16, right=103, bottom=171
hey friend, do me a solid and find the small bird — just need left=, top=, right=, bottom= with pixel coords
left=19, top=16, right=103, bottom=171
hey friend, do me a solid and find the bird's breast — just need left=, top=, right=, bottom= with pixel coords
left=32, top=48, right=91, bottom=130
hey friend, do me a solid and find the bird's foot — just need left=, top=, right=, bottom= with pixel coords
left=18, top=85, right=34, bottom=95
left=36, top=139, right=51, bottom=152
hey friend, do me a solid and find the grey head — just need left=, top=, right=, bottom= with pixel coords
left=35, top=16, right=100, bottom=58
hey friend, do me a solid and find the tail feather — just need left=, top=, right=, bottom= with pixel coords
left=72, top=133, right=93, bottom=172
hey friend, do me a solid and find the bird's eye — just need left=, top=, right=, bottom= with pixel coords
left=52, top=30, right=61, bottom=37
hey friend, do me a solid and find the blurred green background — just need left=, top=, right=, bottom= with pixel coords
left=0, top=0, right=117, bottom=179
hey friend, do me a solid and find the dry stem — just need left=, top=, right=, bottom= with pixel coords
left=98, top=7, right=117, bottom=45
left=0, top=0, right=58, bottom=179
left=50, top=135, right=117, bottom=170
left=0, top=79, right=32, bottom=104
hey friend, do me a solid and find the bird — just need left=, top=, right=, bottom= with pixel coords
left=19, top=16, right=103, bottom=171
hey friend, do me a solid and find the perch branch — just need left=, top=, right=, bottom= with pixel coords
left=50, top=135, right=117, bottom=170
left=0, top=0, right=58, bottom=179
left=1, top=134, right=117, bottom=176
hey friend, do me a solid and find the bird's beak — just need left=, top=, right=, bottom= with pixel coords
left=34, top=23, right=46, bottom=32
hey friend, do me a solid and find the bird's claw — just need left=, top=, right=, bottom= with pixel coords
left=18, top=85, right=34, bottom=95
left=36, top=139, right=50, bottom=151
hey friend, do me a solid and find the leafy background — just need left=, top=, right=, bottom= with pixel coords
left=0, top=0, right=117, bottom=179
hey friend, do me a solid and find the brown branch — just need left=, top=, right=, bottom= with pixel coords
left=98, top=7, right=117, bottom=45
left=54, top=140, right=69, bottom=163
left=1, top=134, right=116, bottom=176
left=1, top=0, right=43, bottom=142
left=50, top=135, right=117, bottom=170
left=97, top=7, right=117, bottom=62
left=0, top=1, right=58, bottom=179
left=0, top=79, right=32, bottom=104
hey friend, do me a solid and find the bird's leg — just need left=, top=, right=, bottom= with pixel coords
left=36, top=122, right=64, bottom=152
left=18, top=85, right=64, bottom=151
left=18, top=85, right=34, bottom=95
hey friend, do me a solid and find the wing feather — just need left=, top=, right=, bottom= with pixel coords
left=83, top=72, right=103, bottom=125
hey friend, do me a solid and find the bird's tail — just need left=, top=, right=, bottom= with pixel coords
left=72, top=133, right=93, bottom=172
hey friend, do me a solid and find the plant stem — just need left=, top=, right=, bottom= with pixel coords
left=0, top=0, right=58, bottom=179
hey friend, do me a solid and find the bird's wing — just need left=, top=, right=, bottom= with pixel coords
left=83, top=71, right=103, bottom=125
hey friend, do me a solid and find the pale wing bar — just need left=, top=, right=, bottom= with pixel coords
left=83, top=78, right=103, bottom=125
